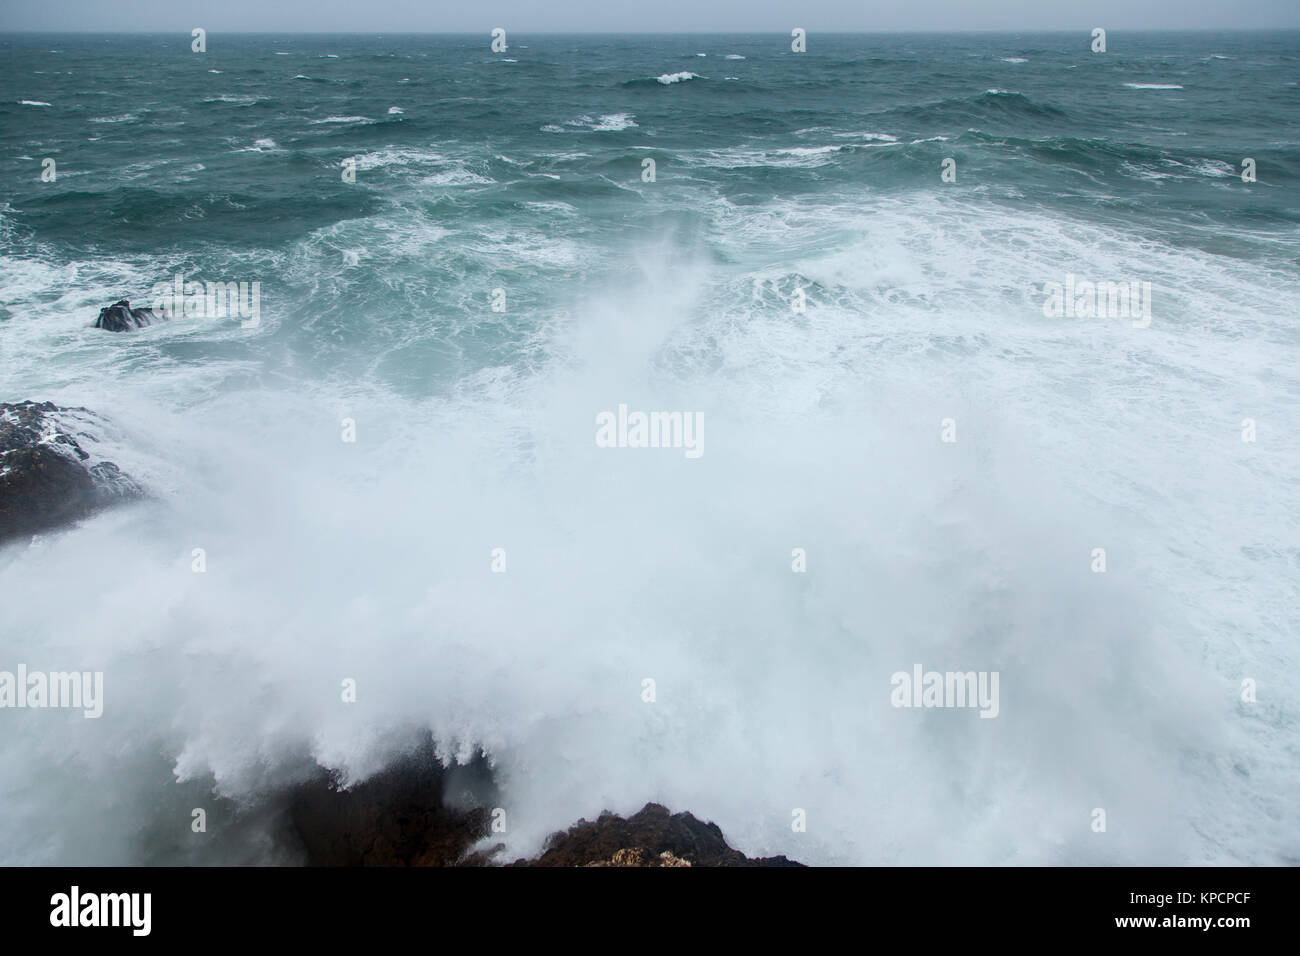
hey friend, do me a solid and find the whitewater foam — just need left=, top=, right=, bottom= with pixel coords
left=1, top=32, right=1296, bottom=872
left=4, top=190, right=1295, bottom=866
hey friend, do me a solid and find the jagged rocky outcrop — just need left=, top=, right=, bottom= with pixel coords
left=94, top=299, right=162, bottom=331
left=287, top=751, right=803, bottom=867
left=0, top=401, right=142, bottom=543
left=512, top=802, right=804, bottom=867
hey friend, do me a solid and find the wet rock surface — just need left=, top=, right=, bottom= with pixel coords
left=0, top=401, right=142, bottom=543
left=94, top=299, right=162, bottom=332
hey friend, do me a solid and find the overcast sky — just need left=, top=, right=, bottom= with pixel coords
left=2, top=0, right=1298, bottom=32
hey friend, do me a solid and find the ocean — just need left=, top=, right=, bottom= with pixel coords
left=0, top=31, right=1297, bottom=865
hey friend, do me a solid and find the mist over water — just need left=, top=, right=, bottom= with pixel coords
left=1, top=32, right=1298, bottom=865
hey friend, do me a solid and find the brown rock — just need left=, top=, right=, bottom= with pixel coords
left=584, top=848, right=693, bottom=867
left=514, top=802, right=804, bottom=867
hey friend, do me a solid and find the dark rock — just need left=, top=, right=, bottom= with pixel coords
left=289, top=752, right=497, bottom=867
left=513, top=802, right=805, bottom=867
left=0, top=401, right=143, bottom=543
left=285, top=749, right=803, bottom=867
left=94, top=299, right=162, bottom=332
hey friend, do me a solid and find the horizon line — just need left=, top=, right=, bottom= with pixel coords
left=3, top=27, right=1298, bottom=35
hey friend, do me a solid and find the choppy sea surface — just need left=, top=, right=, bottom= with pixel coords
left=1, top=32, right=1298, bottom=864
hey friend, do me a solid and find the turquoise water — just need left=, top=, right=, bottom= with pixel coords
left=4, top=33, right=1297, bottom=388
left=0, top=32, right=1298, bottom=865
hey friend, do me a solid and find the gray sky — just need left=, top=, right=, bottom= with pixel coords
left=3, top=0, right=1298, bottom=32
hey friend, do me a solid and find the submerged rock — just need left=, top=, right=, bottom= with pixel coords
left=94, top=299, right=162, bottom=332
left=0, top=401, right=143, bottom=543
